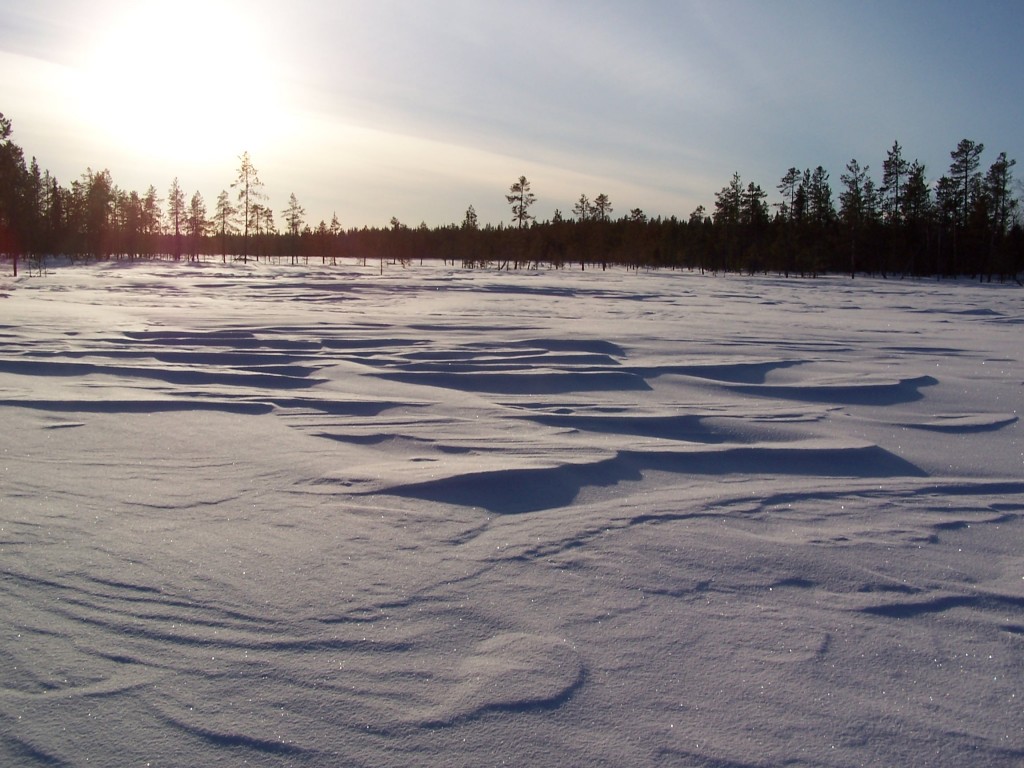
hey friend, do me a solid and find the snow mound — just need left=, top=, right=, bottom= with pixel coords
left=411, top=633, right=584, bottom=726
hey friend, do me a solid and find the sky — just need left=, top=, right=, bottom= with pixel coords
left=2, top=0, right=1022, bottom=229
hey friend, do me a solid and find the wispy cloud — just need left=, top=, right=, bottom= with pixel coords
left=2, top=0, right=1021, bottom=226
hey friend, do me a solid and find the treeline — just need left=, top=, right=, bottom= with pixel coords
left=1, top=111, right=1021, bottom=280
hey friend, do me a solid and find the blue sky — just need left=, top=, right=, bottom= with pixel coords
left=2, top=0, right=1021, bottom=228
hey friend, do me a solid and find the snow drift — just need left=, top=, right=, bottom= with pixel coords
left=1, top=262, right=1021, bottom=766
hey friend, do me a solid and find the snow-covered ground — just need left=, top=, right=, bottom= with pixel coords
left=1, top=261, right=1022, bottom=767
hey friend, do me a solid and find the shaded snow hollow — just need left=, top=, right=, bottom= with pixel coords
left=1, top=261, right=1022, bottom=767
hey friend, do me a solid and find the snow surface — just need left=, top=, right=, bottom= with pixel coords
left=1, top=261, right=1022, bottom=767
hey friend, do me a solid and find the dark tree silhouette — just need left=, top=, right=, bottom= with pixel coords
left=213, top=190, right=238, bottom=262
left=282, top=192, right=306, bottom=263
left=167, top=177, right=186, bottom=261
left=839, top=159, right=879, bottom=276
left=572, top=194, right=590, bottom=222
left=984, top=152, right=1017, bottom=236
left=776, top=167, right=801, bottom=222
left=592, top=193, right=613, bottom=222
left=232, top=151, right=264, bottom=262
left=948, top=139, right=985, bottom=229
left=506, top=176, right=536, bottom=229
left=2, top=106, right=1021, bottom=282
left=881, top=141, right=908, bottom=225
left=187, top=191, right=208, bottom=260
left=0, top=113, right=26, bottom=275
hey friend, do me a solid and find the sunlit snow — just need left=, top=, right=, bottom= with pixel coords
left=1, top=261, right=1022, bottom=766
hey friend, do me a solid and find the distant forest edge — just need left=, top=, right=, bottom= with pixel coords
left=1, top=112, right=1021, bottom=281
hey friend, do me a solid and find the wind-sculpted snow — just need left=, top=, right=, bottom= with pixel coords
left=1, top=262, right=1022, bottom=767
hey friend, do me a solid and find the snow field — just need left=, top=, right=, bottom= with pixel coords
left=1, top=261, right=1022, bottom=766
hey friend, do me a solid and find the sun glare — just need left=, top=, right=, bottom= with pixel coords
left=76, top=1, right=292, bottom=166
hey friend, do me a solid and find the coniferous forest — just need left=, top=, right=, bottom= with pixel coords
left=1, top=112, right=1021, bottom=280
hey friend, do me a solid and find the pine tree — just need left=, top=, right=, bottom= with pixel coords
left=740, top=182, right=768, bottom=226
left=186, top=191, right=208, bottom=260
left=901, top=161, right=932, bottom=276
left=326, top=213, right=342, bottom=264
left=572, top=194, right=590, bottom=222
left=282, top=193, right=305, bottom=237
left=141, top=185, right=162, bottom=256
left=881, top=140, right=909, bottom=225
left=213, top=189, right=238, bottom=262
left=506, top=176, right=536, bottom=229
left=0, top=113, right=28, bottom=274
left=167, top=177, right=186, bottom=260
left=808, top=166, right=834, bottom=226
left=46, top=176, right=64, bottom=259
left=947, top=138, right=984, bottom=229
left=791, top=181, right=808, bottom=224
left=839, top=159, right=873, bottom=226
left=282, top=192, right=306, bottom=263
left=982, top=152, right=1019, bottom=280
left=839, top=159, right=879, bottom=276
left=23, top=157, right=45, bottom=264
left=232, top=151, right=264, bottom=262
left=934, top=176, right=959, bottom=226
left=903, top=161, right=931, bottom=224
left=776, top=167, right=801, bottom=221
left=940, top=139, right=986, bottom=274
left=591, top=193, right=613, bottom=222
left=713, top=173, right=743, bottom=225
left=83, top=168, right=114, bottom=259
left=983, top=152, right=1017, bottom=236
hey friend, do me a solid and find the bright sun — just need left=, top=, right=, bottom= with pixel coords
left=77, top=1, right=292, bottom=166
